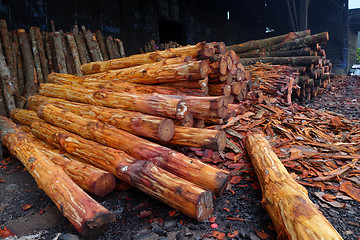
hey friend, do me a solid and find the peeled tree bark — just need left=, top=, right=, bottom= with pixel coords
left=227, top=30, right=311, bottom=53
left=87, top=58, right=209, bottom=84
left=80, top=41, right=215, bottom=74
left=0, top=116, right=115, bottom=235
left=47, top=72, right=207, bottom=96
left=36, top=104, right=229, bottom=195
left=245, top=133, right=343, bottom=240
left=19, top=125, right=116, bottom=197
left=38, top=83, right=188, bottom=120
left=11, top=110, right=214, bottom=221
left=27, top=95, right=175, bottom=142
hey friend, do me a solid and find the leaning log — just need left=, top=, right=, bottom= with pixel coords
left=238, top=56, right=321, bottom=66
left=12, top=111, right=213, bottom=221
left=37, top=104, right=229, bottom=195
left=0, top=49, right=16, bottom=113
left=48, top=72, right=207, bottom=96
left=29, top=27, right=44, bottom=84
left=65, top=33, right=83, bottom=76
left=17, top=29, right=38, bottom=98
left=227, top=30, right=311, bottom=53
left=238, top=47, right=313, bottom=58
left=245, top=133, right=343, bottom=240
left=83, top=30, right=103, bottom=62
left=27, top=94, right=175, bottom=142
left=53, top=32, right=68, bottom=73
left=0, top=116, right=115, bottom=235
left=34, top=28, right=49, bottom=81
left=11, top=31, right=25, bottom=95
left=80, top=42, right=214, bottom=74
left=38, top=83, right=188, bottom=120
left=72, top=25, right=91, bottom=64
left=95, top=30, right=109, bottom=61
left=20, top=125, right=116, bottom=197
left=88, top=58, right=209, bottom=84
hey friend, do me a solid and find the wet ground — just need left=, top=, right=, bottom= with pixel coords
left=1, top=76, right=360, bottom=240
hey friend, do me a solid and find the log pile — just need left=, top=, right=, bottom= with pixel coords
left=0, top=19, right=126, bottom=116
left=1, top=28, right=354, bottom=239
left=139, top=39, right=182, bottom=54
left=228, top=30, right=333, bottom=103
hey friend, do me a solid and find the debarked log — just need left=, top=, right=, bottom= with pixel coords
left=11, top=111, right=213, bottom=221
left=38, top=83, right=188, bottom=120
left=80, top=41, right=215, bottom=74
left=47, top=72, right=207, bottom=97
left=19, top=125, right=116, bottom=197
left=87, top=59, right=209, bottom=84
left=27, top=95, right=175, bottom=142
left=0, top=116, right=115, bottom=235
left=245, top=133, right=343, bottom=240
left=36, top=104, right=229, bottom=195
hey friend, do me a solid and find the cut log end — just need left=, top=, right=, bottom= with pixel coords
left=158, top=118, right=175, bottom=142
left=93, top=172, right=116, bottom=197
left=200, top=60, right=210, bottom=79
left=216, top=131, right=227, bottom=151
left=196, top=190, right=214, bottom=222
left=81, top=211, right=116, bottom=236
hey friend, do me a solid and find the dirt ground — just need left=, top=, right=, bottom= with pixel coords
left=0, top=77, right=360, bottom=240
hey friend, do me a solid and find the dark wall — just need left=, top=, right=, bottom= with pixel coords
left=0, top=0, right=266, bottom=55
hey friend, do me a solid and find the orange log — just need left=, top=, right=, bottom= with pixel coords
left=0, top=116, right=115, bottom=235
left=27, top=95, right=175, bottom=142
left=37, top=104, right=229, bottom=195
left=38, top=83, right=188, bottom=120
left=80, top=42, right=215, bottom=74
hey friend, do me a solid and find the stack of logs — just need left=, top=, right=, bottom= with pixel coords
left=1, top=42, right=240, bottom=235
left=228, top=30, right=332, bottom=103
left=0, top=19, right=125, bottom=116
left=140, top=39, right=182, bottom=54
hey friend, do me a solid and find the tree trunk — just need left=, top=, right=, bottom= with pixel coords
left=88, top=59, right=209, bottom=84
left=0, top=20, right=16, bottom=84
left=244, top=32, right=329, bottom=55
left=158, top=78, right=209, bottom=94
left=83, top=30, right=103, bottom=62
left=36, top=104, right=229, bottom=195
left=61, top=31, right=76, bottom=75
left=48, top=72, right=207, bottom=96
left=29, top=27, right=44, bottom=84
left=0, top=90, right=7, bottom=116
left=166, top=126, right=226, bottom=151
left=53, top=32, right=68, bottom=73
left=34, top=28, right=49, bottom=81
left=0, top=49, right=16, bottom=114
left=238, top=56, right=321, bottom=66
left=0, top=116, right=116, bottom=235
left=43, top=32, right=55, bottom=73
left=105, top=36, right=119, bottom=59
left=245, top=133, right=343, bottom=240
left=17, top=29, right=38, bottom=98
left=65, top=34, right=83, bottom=76
left=95, top=30, right=109, bottom=61
left=80, top=41, right=215, bottom=74
left=27, top=94, right=175, bottom=142
left=227, top=30, right=311, bottom=53
left=72, top=25, right=91, bottom=64
left=11, top=111, right=213, bottom=221
left=116, top=39, right=126, bottom=58
left=11, top=31, right=25, bottom=95
left=20, top=125, right=116, bottom=197
left=238, top=47, right=313, bottom=58
left=38, top=83, right=189, bottom=120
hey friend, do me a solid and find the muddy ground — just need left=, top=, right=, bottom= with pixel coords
left=0, top=77, right=360, bottom=240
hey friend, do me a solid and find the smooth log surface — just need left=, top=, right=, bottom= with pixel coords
left=87, top=58, right=209, bottom=84
left=80, top=42, right=214, bottom=74
left=0, top=116, right=115, bottom=235
left=47, top=72, right=207, bottom=96
left=37, top=104, right=229, bottom=195
left=20, top=125, right=116, bottom=197
left=28, top=95, right=175, bottom=142
left=227, top=30, right=310, bottom=53
left=245, top=133, right=343, bottom=240
left=38, top=83, right=188, bottom=120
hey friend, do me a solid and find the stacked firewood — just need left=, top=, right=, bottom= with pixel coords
left=228, top=30, right=332, bottom=103
left=139, top=39, right=182, bottom=53
left=0, top=19, right=125, bottom=116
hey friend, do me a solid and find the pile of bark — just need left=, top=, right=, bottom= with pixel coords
left=0, top=19, right=125, bottom=116
left=140, top=39, right=182, bottom=54
left=228, top=30, right=332, bottom=103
